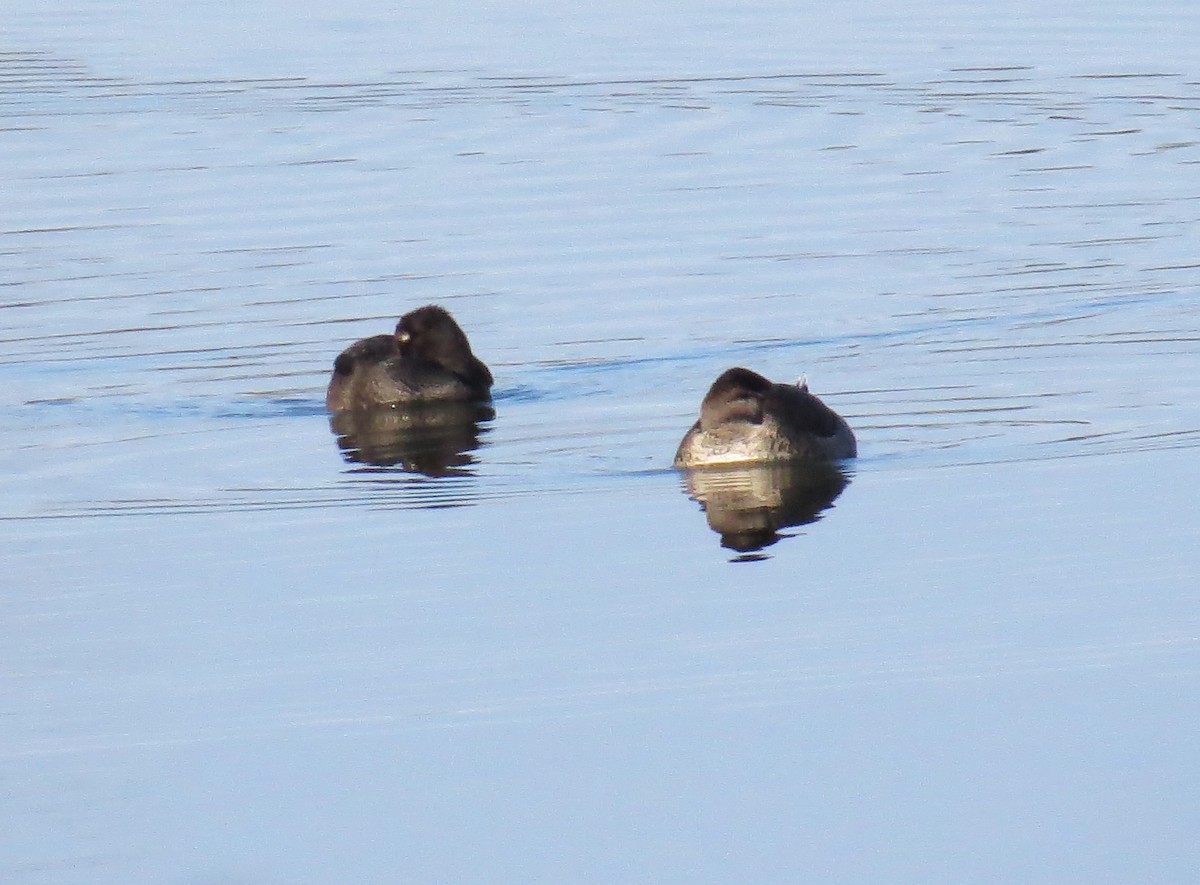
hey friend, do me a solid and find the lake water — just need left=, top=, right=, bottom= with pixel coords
left=3, top=1, right=1200, bottom=882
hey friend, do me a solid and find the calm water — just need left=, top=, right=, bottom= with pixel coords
left=4, top=1, right=1200, bottom=882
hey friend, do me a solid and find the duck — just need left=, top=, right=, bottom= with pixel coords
left=674, top=367, right=856, bottom=467
left=326, top=305, right=493, bottom=411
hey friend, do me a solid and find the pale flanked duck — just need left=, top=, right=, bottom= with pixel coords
left=674, top=367, right=856, bottom=467
left=326, top=305, right=493, bottom=411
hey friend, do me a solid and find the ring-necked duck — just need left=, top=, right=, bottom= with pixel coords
left=326, top=305, right=493, bottom=411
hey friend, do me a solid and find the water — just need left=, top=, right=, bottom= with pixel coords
left=3, top=1, right=1200, bottom=882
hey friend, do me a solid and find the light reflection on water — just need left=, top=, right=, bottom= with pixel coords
left=678, top=461, right=851, bottom=560
left=329, top=402, right=494, bottom=475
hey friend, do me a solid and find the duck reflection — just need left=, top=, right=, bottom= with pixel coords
left=329, top=402, right=493, bottom=476
left=679, top=461, right=850, bottom=555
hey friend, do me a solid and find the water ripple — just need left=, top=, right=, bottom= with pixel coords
left=2, top=53, right=1199, bottom=521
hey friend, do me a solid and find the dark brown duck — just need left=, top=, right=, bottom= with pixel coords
left=326, top=305, right=493, bottom=411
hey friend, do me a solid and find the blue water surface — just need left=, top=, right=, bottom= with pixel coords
left=3, top=1, right=1200, bottom=882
